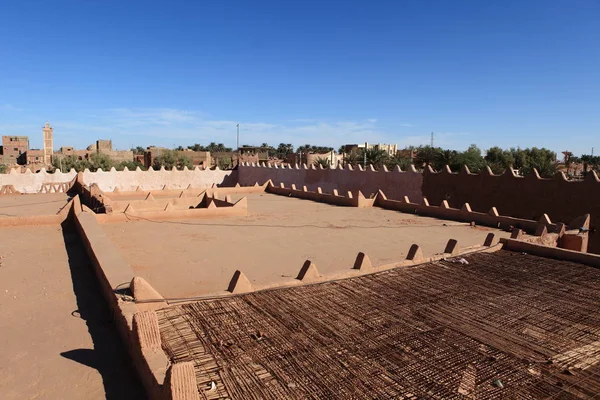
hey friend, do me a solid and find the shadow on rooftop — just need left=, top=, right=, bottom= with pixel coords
left=59, top=221, right=145, bottom=399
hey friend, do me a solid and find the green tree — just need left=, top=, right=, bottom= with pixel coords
left=276, top=143, right=294, bottom=159
left=152, top=149, right=193, bottom=170
left=131, top=146, right=145, bottom=155
left=414, top=146, right=443, bottom=168
left=385, top=154, right=412, bottom=171
left=364, top=148, right=389, bottom=168
left=0, top=164, right=7, bottom=174
left=484, top=146, right=515, bottom=174
left=313, top=157, right=331, bottom=168
left=450, top=144, right=485, bottom=172
left=115, top=160, right=146, bottom=171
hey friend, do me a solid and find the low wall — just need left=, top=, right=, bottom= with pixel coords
left=81, top=167, right=238, bottom=192
left=0, top=168, right=77, bottom=194
left=238, top=163, right=423, bottom=201
left=267, top=182, right=375, bottom=207
left=72, top=201, right=201, bottom=399
left=422, top=167, right=600, bottom=252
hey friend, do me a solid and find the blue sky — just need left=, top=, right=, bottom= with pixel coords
left=0, top=0, right=598, bottom=155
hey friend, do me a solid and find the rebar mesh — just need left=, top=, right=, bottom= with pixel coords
left=158, top=251, right=600, bottom=399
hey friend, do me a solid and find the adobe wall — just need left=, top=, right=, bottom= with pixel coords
left=422, top=167, right=600, bottom=252
left=0, top=168, right=77, bottom=193
left=81, top=167, right=238, bottom=192
left=238, top=163, right=423, bottom=201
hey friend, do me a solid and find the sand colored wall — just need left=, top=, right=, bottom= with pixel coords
left=238, top=163, right=423, bottom=201
left=0, top=167, right=77, bottom=193
left=422, top=167, right=600, bottom=252
left=81, top=167, right=237, bottom=192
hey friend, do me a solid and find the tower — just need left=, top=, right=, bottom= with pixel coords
left=42, top=122, right=53, bottom=166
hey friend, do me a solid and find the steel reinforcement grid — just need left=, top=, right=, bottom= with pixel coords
left=157, top=250, right=600, bottom=399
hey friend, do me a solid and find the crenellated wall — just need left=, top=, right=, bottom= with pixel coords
left=0, top=167, right=77, bottom=193
left=80, top=166, right=238, bottom=192
left=422, top=166, right=600, bottom=252
left=238, top=162, right=423, bottom=201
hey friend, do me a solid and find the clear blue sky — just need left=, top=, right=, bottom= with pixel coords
left=1, top=0, right=598, bottom=156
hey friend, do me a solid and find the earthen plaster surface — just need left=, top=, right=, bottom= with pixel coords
left=102, top=193, right=510, bottom=298
left=0, top=225, right=144, bottom=399
left=0, top=193, right=70, bottom=217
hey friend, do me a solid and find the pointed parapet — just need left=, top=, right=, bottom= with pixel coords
left=347, top=164, right=354, bottom=171
left=135, top=166, right=142, bottom=172
left=233, top=197, right=247, bottom=208
left=182, top=166, right=190, bottom=171
left=422, top=197, right=430, bottom=206
left=123, top=166, right=130, bottom=172
left=159, top=165, right=166, bottom=172
left=135, top=186, right=143, bottom=192
left=347, top=191, right=354, bottom=199
left=484, top=165, right=494, bottom=176
left=317, top=187, right=323, bottom=194
left=510, top=228, right=524, bottom=239
left=555, top=222, right=566, bottom=236
left=332, top=189, right=339, bottom=196
left=302, top=185, right=308, bottom=192
left=425, top=164, right=435, bottom=173
left=318, top=164, right=324, bottom=169
left=568, top=214, right=591, bottom=230
left=145, top=192, right=155, bottom=200
left=178, top=191, right=185, bottom=198
left=403, top=195, right=410, bottom=203
left=393, top=165, right=402, bottom=173
left=164, top=202, right=174, bottom=211
left=488, top=207, right=499, bottom=217
left=131, top=276, right=166, bottom=307
left=441, top=200, right=450, bottom=209
left=207, top=200, right=217, bottom=209
left=124, top=203, right=135, bottom=213
left=279, top=182, right=285, bottom=188
left=353, top=252, right=372, bottom=271
left=310, top=164, right=316, bottom=170
left=406, top=244, right=424, bottom=261
left=584, top=170, right=600, bottom=183
left=227, top=270, right=252, bottom=293
left=291, top=184, right=297, bottom=190
left=273, top=163, right=279, bottom=169
left=460, top=203, right=472, bottom=213
left=234, top=182, right=241, bottom=188
left=483, top=233, right=496, bottom=247
left=296, top=260, right=320, bottom=282
left=267, top=163, right=272, bottom=168
left=164, top=362, right=201, bottom=400
left=358, top=164, right=364, bottom=171
left=294, top=163, right=300, bottom=169
left=357, top=190, right=366, bottom=199
left=444, top=239, right=460, bottom=255
left=132, top=310, right=162, bottom=351
left=460, top=165, right=471, bottom=175
left=337, top=163, right=344, bottom=170
left=302, top=163, right=308, bottom=169
left=382, top=165, right=389, bottom=172
left=378, top=190, right=387, bottom=200
left=535, top=224, right=548, bottom=237
left=538, top=213, right=552, bottom=226
left=554, top=170, right=569, bottom=182
left=225, top=194, right=232, bottom=203
left=368, top=164, right=376, bottom=172
left=409, top=164, right=418, bottom=173
left=444, top=165, right=452, bottom=174
left=113, top=187, right=120, bottom=192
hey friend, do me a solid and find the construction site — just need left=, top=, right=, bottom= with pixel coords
left=1, top=163, right=600, bottom=399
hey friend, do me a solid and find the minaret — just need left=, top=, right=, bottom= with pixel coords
left=42, top=122, right=53, bottom=166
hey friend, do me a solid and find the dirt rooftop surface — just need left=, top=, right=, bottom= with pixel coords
left=0, top=225, right=144, bottom=399
left=101, top=193, right=511, bottom=298
left=158, top=250, right=600, bottom=399
left=0, top=193, right=70, bottom=217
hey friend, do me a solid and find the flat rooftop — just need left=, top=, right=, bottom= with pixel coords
left=0, top=193, right=69, bottom=217
left=158, top=250, right=600, bottom=399
left=101, top=193, right=510, bottom=298
left=0, top=225, right=144, bottom=399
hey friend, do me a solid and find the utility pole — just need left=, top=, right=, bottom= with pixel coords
left=431, top=132, right=434, bottom=147
left=592, top=147, right=595, bottom=157
left=364, top=142, right=367, bottom=169
left=236, top=124, right=240, bottom=150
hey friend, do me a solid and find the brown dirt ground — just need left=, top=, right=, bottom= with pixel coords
left=0, top=193, right=70, bottom=217
left=0, top=225, right=144, bottom=400
left=102, top=193, right=511, bottom=298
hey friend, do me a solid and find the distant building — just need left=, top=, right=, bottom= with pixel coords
left=143, top=147, right=211, bottom=169
left=42, top=122, right=53, bottom=166
left=357, top=143, right=398, bottom=156
left=0, top=135, right=29, bottom=165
